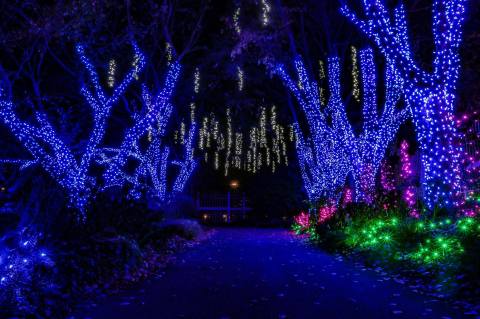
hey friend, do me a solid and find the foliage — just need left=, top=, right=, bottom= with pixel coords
left=0, top=229, right=60, bottom=317
left=0, top=197, right=204, bottom=318
left=292, top=211, right=319, bottom=240
left=294, top=200, right=480, bottom=298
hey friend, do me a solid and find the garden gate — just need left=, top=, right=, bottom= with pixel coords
left=196, top=192, right=251, bottom=223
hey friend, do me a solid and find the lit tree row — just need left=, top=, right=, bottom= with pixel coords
left=341, top=0, right=467, bottom=209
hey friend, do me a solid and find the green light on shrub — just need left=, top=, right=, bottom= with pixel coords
left=340, top=211, right=478, bottom=268
left=410, top=235, right=463, bottom=265
left=292, top=223, right=303, bottom=235
left=456, top=217, right=479, bottom=234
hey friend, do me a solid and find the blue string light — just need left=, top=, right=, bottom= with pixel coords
left=102, top=62, right=181, bottom=189
left=0, top=229, right=52, bottom=305
left=97, top=60, right=197, bottom=202
left=1, top=45, right=196, bottom=213
left=275, top=47, right=406, bottom=203
left=341, top=0, right=467, bottom=209
left=0, top=44, right=146, bottom=217
left=275, top=57, right=350, bottom=202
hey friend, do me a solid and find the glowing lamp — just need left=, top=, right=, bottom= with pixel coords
left=229, top=180, right=239, bottom=190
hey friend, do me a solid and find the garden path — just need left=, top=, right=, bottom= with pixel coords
left=73, top=228, right=468, bottom=319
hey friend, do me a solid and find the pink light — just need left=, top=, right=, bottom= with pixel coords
left=409, top=208, right=420, bottom=219
left=343, top=187, right=353, bottom=206
left=294, top=211, right=310, bottom=229
left=380, top=161, right=395, bottom=192
left=462, top=206, right=478, bottom=217
left=318, top=202, right=337, bottom=224
left=403, top=186, right=416, bottom=207
left=400, top=140, right=412, bottom=180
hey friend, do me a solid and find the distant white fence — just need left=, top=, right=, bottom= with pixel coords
left=196, top=192, right=252, bottom=223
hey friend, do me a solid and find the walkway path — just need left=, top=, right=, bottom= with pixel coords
left=73, top=228, right=467, bottom=318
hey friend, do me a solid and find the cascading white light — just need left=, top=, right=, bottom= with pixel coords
left=261, top=0, right=271, bottom=26
left=107, top=59, right=116, bottom=88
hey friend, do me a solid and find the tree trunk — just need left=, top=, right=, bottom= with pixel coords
left=410, top=90, right=464, bottom=210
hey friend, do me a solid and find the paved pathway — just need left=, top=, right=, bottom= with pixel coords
left=73, top=228, right=468, bottom=319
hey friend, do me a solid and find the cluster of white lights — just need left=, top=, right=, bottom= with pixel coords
left=166, top=42, right=173, bottom=65
left=234, top=132, right=243, bottom=169
left=180, top=121, right=186, bottom=145
left=107, top=59, right=116, bottom=88
left=351, top=46, right=360, bottom=102
left=233, top=7, right=241, bottom=35
left=184, top=105, right=291, bottom=175
left=261, top=0, right=271, bottom=26
left=225, top=107, right=232, bottom=176
left=194, top=68, right=200, bottom=94
left=318, top=60, right=326, bottom=106
left=288, top=124, right=295, bottom=142
left=132, top=54, right=141, bottom=80
left=237, top=66, right=244, bottom=92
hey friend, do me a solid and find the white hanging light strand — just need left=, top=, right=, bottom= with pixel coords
left=237, top=66, right=244, bottom=91
left=261, top=0, right=271, bottom=26
left=194, top=68, right=200, bottom=94
left=233, top=7, right=241, bottom=35
left=107, top=59, right=116, bottom=88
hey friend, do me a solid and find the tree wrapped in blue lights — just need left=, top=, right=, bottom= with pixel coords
left=341, top=0, right=467, bottom=209
left=98, top=61, right=197, bottom=202
left=0, top=44, right=196, bottom=215
left=342, top=49, right=407, bottom=202
left=0, top=44, right=145, bottom=216
left=275, top=48, right=406, bottom=203
left=274, top=58, right=350, bottom=202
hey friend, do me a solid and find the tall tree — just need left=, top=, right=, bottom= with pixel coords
left=341, top=0, right=467, bottom=209
left=274, top=58, right=350, bottom=202
left=274, top=48, right=406, bottom=203
left=97, top=75, right=197, bottom=202
left=0, top=43, right=145, bottom=216
left=0, top=44, right=194, bottom=217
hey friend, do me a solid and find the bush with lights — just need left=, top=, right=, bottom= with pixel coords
left=292, top=196, right=480, bottom=297
left=0, top=228, right=58, bottom=317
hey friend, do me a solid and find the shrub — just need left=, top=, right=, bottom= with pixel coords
left=293, top=202, right=480, bottom=299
